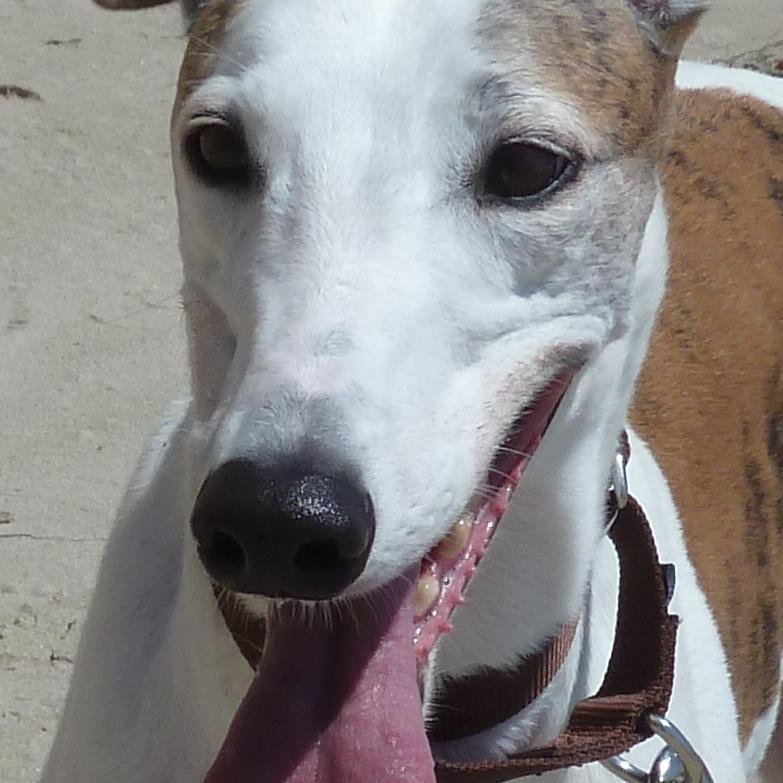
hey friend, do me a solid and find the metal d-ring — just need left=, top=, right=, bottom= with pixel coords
left=610, top=450, right=629, bottom=511
left=606, top=448, right=629, bottom=531
left=601, top=715, right=715, bottom=782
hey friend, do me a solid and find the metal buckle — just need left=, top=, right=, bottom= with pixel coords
left=601, top=715, right=715, bottom=782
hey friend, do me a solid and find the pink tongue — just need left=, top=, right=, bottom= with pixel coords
left=203, top=574, right=436, bottom=783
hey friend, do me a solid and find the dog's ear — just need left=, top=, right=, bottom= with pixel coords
left=628, top=1, right=707, bottom=55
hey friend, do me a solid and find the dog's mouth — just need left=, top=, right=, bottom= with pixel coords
left=412, top=374, right=570, bottom=672
left=203, top=374, right=572, bottom=783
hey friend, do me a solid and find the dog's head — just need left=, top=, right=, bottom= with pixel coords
left=99, top=0, right=702, bottom=778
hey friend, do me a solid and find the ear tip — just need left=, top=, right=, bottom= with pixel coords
left=628, top=0, right=707, bottom=55
left=629, top=0, right=708, bottom=23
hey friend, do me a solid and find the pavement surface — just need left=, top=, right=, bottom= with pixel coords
left=1, top=1, right=781, bottom=781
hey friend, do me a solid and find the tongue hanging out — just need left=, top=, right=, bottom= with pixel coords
left=204, top=572, right=436, bottom=783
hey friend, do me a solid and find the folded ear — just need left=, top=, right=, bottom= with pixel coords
left=629, top=0, right=707, bottom=55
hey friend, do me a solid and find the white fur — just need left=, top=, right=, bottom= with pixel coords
left=43, top=1, right=782, bottom=780
left=676, top=60, right=783, bottom=109
left=745, top=678, right=783, bottom=773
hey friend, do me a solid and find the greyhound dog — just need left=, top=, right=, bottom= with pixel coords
left=42, top=1, right=782, bottom=781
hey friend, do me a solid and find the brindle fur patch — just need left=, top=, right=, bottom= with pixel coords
left=632, top=89, right=783, bottom=742
left=481, top=0, right=698, bottom=159
left=175, top=0, right=239, bottom=111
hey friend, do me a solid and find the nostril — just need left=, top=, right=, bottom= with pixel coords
left=294, top=539, right=344, bottom=575
left=201, top=530, right=246, bottom=580
left=339, top=525, right=373, bottom=559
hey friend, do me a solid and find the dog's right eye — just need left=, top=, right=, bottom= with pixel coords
left=185, top=120, right=251, bottom=187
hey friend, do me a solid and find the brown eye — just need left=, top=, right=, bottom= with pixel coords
left=185, top=120, right=250, bottom=187
left=483, top=142, right=573, bottom=203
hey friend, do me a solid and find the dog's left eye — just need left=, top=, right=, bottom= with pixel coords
left=185, top=120, right=251, bottom=187
left=481, top=142, right=573, bottom=204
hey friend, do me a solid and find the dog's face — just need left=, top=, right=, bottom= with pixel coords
left=88, top=0, right=705, bottom=776
left=171, top=0, right=697, bottom=669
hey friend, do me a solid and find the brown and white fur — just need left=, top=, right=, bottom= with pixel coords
left=43, top=1, right=783, bottom=781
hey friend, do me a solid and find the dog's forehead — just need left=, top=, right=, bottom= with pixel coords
left=175, top=0, right=670, bottom=152
left=176, top=0, right=483, bottom=107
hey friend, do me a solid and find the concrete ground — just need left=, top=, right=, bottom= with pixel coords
left=0, top=1, right=781, bottom=781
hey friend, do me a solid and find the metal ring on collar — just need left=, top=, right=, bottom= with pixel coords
left=600, top=714, right=715, bottom=783
left=610, top=450, right=629, bottom=510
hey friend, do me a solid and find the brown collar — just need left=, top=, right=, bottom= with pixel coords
left=215, top=440, right=678, bottom=781
left=427, top=618, right=579, bottom=743
left=432, top=494, right=678, bottom=782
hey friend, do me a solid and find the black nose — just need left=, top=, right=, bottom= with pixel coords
left=190, top=459, right=375, bottom=600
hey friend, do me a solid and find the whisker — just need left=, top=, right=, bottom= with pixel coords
left=495, top=445, right=534, bottom=459
left=188, top=32, right=252, bottom=76
left=226, top=630, right=264, bottom=654
left=487, top=466, right=515, bottom=482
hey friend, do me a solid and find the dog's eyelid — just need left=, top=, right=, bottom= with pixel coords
left=187, top=113, right=233, bottom=128
left=184, top=110, right=244, bottom=136
left=490, top=109, right=600, bottom=156
left=178, top=84, right=251, bottom=132
left=496, top=132, right=583, bottom=164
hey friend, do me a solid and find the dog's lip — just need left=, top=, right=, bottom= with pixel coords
left=411, top=371, right=575, bottom=670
